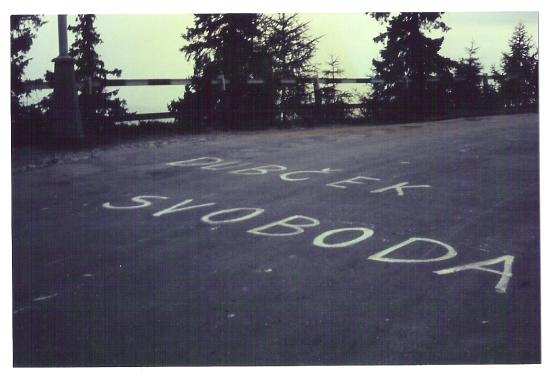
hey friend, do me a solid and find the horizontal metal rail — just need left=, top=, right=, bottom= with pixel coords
left=105, top=78, right=192, bottom=86
left=23, top=79, right=53, bottom=90
left=24, top=75, right=496, bottom=122
left=118, top=112, right=175, bottom=121
left=24, top=75, right=496, bottom=91
left=25, top=77, right=369, bottom=90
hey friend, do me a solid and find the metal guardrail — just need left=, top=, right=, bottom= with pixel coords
left=24, top=75, right=495, bottom=122
left=24, top=77, right=384, bottom=91
left=25, top=75, right=493, bottom=91
left=122, top=112, right=174, bottom=121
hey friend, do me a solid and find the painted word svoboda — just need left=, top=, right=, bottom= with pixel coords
left=103, top=195, right=515, bottom=294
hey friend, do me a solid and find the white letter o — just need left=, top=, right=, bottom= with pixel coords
left=201, top=208, right=265, bottom=224
left=313, top=227, right=374, bottom=248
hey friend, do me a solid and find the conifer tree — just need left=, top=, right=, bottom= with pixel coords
left=453, top=41, right=483, bottom=114
left=494, top=23, right=538, bottom=111
left=368, top=12, right=455, bottom=122
left=68, top=14, right=129, bottom=132
left=11, top=15, right=45, bottom=128
left=319, top=55, right=351, bottom=122
left=321, top=55, right=344, bottom=104
left=262, top=13, right=319, bottom=124
left=171, top=14, right=266, bottom=129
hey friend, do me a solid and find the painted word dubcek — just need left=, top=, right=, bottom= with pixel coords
left=103, top=156, right=515, bottom=294
left=165, top=156, right=432, bottom=196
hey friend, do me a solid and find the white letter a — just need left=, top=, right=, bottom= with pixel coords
left=433, top=255, right=515, bottom=294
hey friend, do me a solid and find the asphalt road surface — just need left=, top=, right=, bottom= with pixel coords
left=12, top=113, right=540, bottom=366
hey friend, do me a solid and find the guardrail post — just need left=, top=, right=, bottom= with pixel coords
left=51, top=15, right=84, bottom=145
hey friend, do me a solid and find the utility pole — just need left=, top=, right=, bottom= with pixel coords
left=51, top=15, right=84, bottom=145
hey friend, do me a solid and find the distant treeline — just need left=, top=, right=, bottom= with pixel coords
left=11, top=13, right=539, bottom=143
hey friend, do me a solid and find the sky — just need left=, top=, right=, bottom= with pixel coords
left=23, top=13, right=538, bottom=114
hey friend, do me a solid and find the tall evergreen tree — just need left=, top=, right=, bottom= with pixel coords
left=262, top=13, right=319, bottom=124
left=184, top=14, right=263, bottom=80
left=494, top=23, right=538, bottom=111
left=319, top=55, right=351, bottom=122
left=453, top=41, right=483, bottom=114
left=321, top=55, right=345, bottom=105
left=10, top=15, right=45, bottom=129
left=170, top=14, right=267, bottom=129
left=68, top=14, right=129, bottom=133
left=368, top=12, right=455, bottom=122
